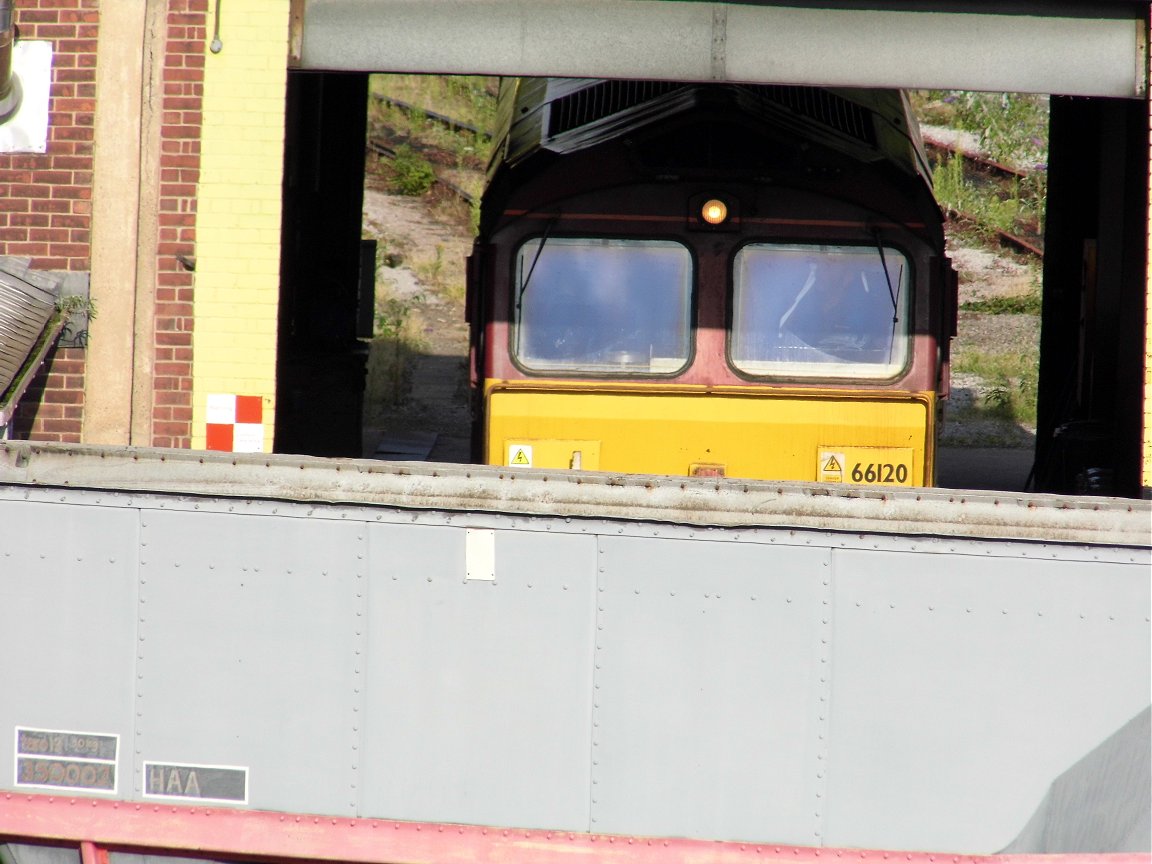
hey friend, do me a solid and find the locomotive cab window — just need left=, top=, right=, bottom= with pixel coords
left=731, top=243, right=911, bottom=379
left=513, top=237, right=692, bottom=374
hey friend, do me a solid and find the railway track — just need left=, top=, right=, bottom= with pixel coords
left=367, top=135, right=476, bottom=207
left=922, top=131, right=1044, bottom=259
left=373, top=94, right=493, bottom=141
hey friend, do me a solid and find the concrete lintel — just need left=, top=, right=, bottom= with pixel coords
left=299, top=0, right=1148, bottom=98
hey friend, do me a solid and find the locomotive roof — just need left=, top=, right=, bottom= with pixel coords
left=488, top=78, right=935, bottom=193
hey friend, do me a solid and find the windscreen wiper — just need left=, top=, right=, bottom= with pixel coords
left=515, top=217, right=557, bottom=315
left=514, top=216, right=557, bottom=355
left=874, top=232, right=900, bottom=321
left=873, top=231, right=902, bottom=365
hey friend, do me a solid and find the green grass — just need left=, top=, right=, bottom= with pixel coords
left=369, top=74, right=497, bottom=171
left=365, top=291, right=426, bottom=413
left=960, top=290, right=1042, bottom=315
left=952, top=345, right=1038, bottom=428
left=912, top=91, right=1048, bottom=169
left=915, top=91, right=1047, bottom=244
left=914, top=91, right=1045, bottom=439
left=931, top=152, right=1044, bottom=241
left=389, top=144, right=437, bottom=196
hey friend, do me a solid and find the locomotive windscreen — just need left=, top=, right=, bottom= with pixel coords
left=731, top=243, right=910, bottom=379
left=513, top=237, right=692, bottom=374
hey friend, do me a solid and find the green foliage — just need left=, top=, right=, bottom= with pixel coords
left=960, top=291, right=1042, bottom=315
left=374, top=294, right=420, bottom=340
left=369, top=291, right=425, bottom=409
left=55, top=294, right=97, bottom=345
left=915, top=91, right=1048, bottom=245
left=952, top=348, right=1038, bottom=428
left=442, top=76, right=498, bottom=124
left=56, top=294, right=97, bottom=320
left=370, top=74, right=496, bottom=134
left=932, top=153, right=971, bottom=212
left=931, top=152, right=1043, bottom=241
left=914, top=91, right=1048, bottom=169
left=369, top=74, right=497, bottom=169
left=390, top=144, right=436, bottom=196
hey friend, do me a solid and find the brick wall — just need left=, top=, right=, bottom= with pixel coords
left=189, top=0, right=289, bottom=451
left=1, top=1, right=208, bottom=447
left=152, top=0, right=206, bottom=448
left=1, top=0, right=97, bottom=442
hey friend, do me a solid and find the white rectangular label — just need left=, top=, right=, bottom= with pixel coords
left=14, top=726, right=119, bottom=794
left=465, top=528, right=496, bottom=582
left=143, top=760, right=249, bottom=804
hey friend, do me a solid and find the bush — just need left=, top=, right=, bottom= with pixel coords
left=390, top=144, right=436, bottom=196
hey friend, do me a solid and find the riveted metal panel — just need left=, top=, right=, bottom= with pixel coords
left=0, top=499, right=138, bottom=793
left=0, top=482, right=1148, bottom=854
left=590, top=534, right=831, bottom=843
left=825, top=548, right=1152, bottom=852
left=134, top=510, right=365, bottom=816
left=359, top=523, right=597, bottom=830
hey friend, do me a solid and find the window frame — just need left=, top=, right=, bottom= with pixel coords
left=727, top=240, right=915, bottom=382
left=508, top=234, right=697, bottom=378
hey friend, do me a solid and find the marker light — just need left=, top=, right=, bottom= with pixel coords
left=701, top=199, right=728, bottom=225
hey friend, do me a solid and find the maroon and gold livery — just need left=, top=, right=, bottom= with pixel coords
left=468, top=79, right=956, bottom=485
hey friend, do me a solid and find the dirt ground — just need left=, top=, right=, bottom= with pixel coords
left=360, top=180, right=1041, bottom=489
left=361, top=186, right=473, bottom=462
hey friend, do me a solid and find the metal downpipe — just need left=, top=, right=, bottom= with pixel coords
left=0, top=0, right=20, bottom=124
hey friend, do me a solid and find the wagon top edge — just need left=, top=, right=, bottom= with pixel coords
left=0, top=441, right=1147, bottom=548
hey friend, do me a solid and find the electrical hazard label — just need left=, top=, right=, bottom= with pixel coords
left=507, top=444, right=533, bottom=467
left=819, top=451, right=846, bottom=482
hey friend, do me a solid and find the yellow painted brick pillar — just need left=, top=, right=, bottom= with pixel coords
left=190, top=1, right=289, bottom=452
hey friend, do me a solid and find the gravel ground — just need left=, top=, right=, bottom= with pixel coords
left=941, top=240, right=1041, bottom=449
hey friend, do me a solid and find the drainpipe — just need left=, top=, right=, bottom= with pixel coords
left=0, top=0, right=20, bottom=124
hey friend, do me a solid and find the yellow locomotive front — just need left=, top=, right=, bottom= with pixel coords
left=471, top=80, right=955, bottom=486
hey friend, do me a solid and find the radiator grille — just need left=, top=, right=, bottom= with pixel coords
left=546, top=80, right=876, bottom=148
left=547, top=80, right=684, bottom=138
left=750, top=85, right=877, bottom=146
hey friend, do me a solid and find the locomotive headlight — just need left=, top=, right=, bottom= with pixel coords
left=701, top=198, right=728, bottom=225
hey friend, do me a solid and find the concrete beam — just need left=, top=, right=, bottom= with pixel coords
left=297, top=0, right=1148, bottom=98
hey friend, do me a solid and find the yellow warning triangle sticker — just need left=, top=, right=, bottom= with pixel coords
left=823, top=455, right=842, bottom=473
left=511, top=449, right=531, bottom=465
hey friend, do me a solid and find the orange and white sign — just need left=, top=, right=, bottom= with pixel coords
left=205, top=394, right=264, bottom=453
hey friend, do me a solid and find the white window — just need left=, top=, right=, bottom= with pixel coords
left=514, top=237, right=692, bottom=374
left=731, top=243, right=911, bottom=378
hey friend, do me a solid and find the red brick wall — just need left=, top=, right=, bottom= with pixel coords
left=3, top=1, right=208, bottom=447
left=151, top=0, right=206, bottom=449
left=10, top=347, right=84, bottom=440
left=1, top=0, right=97, bottom=442
left=0, top=1, right=95, bottom=271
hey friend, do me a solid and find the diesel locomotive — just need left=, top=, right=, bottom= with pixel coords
left=467, top=78, right=956, bottom=485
